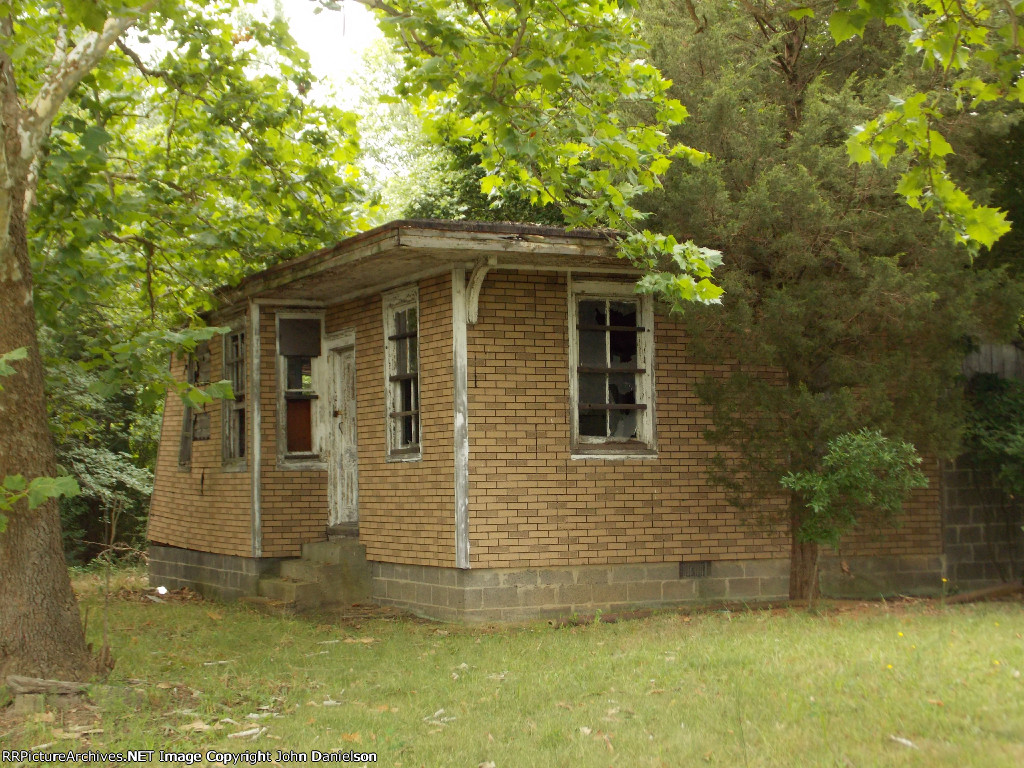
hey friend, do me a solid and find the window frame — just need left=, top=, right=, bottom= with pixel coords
left=222, top=326, right=247, bottom=469
left=177, top=341, right=211, bottom=471
left=568, top=278, right=656, bottom=458
left=382, top=285, right=421, bottom=462
left=276, top=311, right=326, bottom=468
left=177, top=353, right=194, bottom=471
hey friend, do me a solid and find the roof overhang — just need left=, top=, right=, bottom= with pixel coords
left=213, top=220, right=632, bottom=310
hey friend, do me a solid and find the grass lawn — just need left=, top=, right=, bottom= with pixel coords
left=2, top=568, right=1023, bottom=767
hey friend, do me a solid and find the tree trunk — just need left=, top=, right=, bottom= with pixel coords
left=789, top=506, right=820, bottom=601
left=0, top=176, right=95, bottom=681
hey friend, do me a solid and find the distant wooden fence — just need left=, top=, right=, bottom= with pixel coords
left=962, top=343, right=1024, bottom=381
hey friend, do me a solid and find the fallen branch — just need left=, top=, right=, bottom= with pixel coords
left=5, top=676, right=89, bottom=696
left=945, top=581, right=1024, bottom=605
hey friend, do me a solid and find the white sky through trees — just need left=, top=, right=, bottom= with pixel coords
left=271, top=0, right=382, bottom=103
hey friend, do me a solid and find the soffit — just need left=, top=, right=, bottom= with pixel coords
left=214, top=220, right=630, bottom=308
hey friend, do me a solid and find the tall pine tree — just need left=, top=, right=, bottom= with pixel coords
left=640, top=0, right=1021, bottom=597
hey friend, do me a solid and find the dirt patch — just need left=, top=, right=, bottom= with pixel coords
left=113, top=586, right=204, bottom=604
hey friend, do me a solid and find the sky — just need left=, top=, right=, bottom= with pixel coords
left=270, top=0, right=383, bottom=102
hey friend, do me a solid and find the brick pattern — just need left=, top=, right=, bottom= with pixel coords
left=838, top=459, right=943, bottom=559
left=149, top=343, right=252, bottom=557
left=371, top=559, right=790, bottom=622
left=257, top=306, right=328, bottom=557
left=150, top=266, right=944, bottom=579
left=465, top=270, right=941, bottom=569
left=259, top=273, right=456, bottom=563
left=348, top=274, right=456, bottom=566
left=466, top=271, right=788, bottom=568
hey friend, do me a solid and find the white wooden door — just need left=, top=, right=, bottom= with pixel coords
left=328, top=346, right=358, bottom=526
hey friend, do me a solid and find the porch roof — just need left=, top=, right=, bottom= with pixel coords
left=214, top=219, right=630, bottom=309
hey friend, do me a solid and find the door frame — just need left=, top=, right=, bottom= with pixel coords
left=324, top=329, right=358, bottom=531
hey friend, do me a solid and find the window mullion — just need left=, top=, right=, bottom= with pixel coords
left=603, top=300, right=610, bottom=437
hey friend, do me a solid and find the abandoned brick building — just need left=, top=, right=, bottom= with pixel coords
left=148, top=220, right=950, bottom=620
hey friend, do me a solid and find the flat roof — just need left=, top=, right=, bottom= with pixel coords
left=213, top=219, right=628, bottom=309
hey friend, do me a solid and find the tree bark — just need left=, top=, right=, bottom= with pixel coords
left=789, top=505, right=820, bottom=601
left=0, top=194, right=96, bottom=680
left=0, top=56, right=95, bottom=680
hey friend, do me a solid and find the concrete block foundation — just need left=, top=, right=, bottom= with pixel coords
left=149, top=544, right=280, bottom=600
left=371, top=558, right=791, bottom=622
left=819, top=554, right=946, bottom=598
left=150, top=546, right=950, bottom=619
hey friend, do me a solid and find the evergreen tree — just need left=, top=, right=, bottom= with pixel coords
left=640, top=0, right=1022, bottom=597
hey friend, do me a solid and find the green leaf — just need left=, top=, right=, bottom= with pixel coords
left=541, top=71, right=562, bottom=91
left=0, top=347, right=28, bottom=387
left=480, top=175, right=502, bottom=195
left=3, top=475, right=27, bottom=492
left=963, top=205, right=1011, bottom=249
left=25, top=476, right=80, bottom=510
left=204, top=380, right=235, bottom=400
left=80, top=126, right=113, bottom=154
left=829, top=10, right=869, bottom=43
left=788, top=7, right=815, bottom=21
left=846, top=134, right=873, bottom=164
left=650, top=156, right=671, bottom=175
left=927, top=130, right=953, bottom=157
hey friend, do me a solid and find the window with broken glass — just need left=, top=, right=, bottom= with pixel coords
left=222, top=329, right=246, bottom=464
left=384, top=288, right=420, bottom=459
left=178, top=341, right=211, bottom=470
left=572, top=288, right=654, bottom=452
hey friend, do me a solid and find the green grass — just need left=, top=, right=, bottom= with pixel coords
left=5, top=569, right=1024, bottom=767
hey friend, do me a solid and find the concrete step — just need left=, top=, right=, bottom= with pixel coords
left=301, top=539, right=368, bottom=565
left=257, top=576, right=321, bottom=608
left=280, top=562, right=370, bottom=606
left=279, top=559, right=339, bottom=583
left=255, top=539, right=373, bottom=610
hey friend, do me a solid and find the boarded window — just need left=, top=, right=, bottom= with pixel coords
left=178, top=350, right=199, bottom=469
left=192, top=411, right=211, bottom=441
left=279, top=319, right=322, bottom=357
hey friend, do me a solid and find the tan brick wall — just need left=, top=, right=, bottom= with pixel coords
left=466, top=271, right=940, bottom=568
left=256, top=305, right=327, bottom=558
left=258, top=273, right=456, bottom=563
left=149, top=338, right=252, bottom=558
left=838, top=458, right=942, bottom=558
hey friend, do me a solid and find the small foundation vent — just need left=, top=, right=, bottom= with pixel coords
left=679, top=560, right=711, bottom=579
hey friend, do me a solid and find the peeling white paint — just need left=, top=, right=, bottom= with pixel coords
left=466, top=259, right=494, bottom=325
left=452, top=268, right=470, bottom=569
left=249, top=302, right=262, bottom=559
left=327, top=338, right=359, bottom=526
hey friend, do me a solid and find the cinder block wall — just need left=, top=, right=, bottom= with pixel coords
left=942, top=458, right=1024, bottom=591
left=149, top=336, right=252, bottom=558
